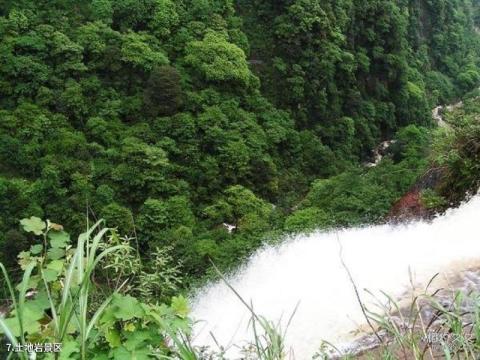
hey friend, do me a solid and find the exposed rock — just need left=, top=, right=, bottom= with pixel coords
left=366, top=140, right=396, bottom=167
left=432, top=105, right=448, bottom=128
left=387, top=168, right=446, bottom=221
left=388, top=100, right=464, bottom=221
left=222, top=223, right=237, bottom=233
left=337, top=267, right=480, bottom=359
left=432, top=101, right=463, bottom=129
left=388, top=190, right=427, bottom=221
left=446, top=100, right=463, bottom=112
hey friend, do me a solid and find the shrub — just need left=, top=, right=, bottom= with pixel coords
left=0, top=217, right=193, bottom=360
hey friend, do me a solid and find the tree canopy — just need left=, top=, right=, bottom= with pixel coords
left=0, top=0, right=479, bottom=279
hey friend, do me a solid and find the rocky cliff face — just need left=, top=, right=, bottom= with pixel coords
left=388, top=190, right=427, bottom=221
left=387, top=100, right=464, bottom=221
left=388, top=164, right=446, bottom=221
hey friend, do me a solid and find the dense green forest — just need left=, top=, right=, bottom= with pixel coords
left=1, top=0, right=480, bottom=281
left=1, top=0, right=480, bottom=359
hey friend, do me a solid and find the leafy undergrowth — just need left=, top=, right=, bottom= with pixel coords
left=0, top=218, right=290, bottom=360
left=0, top=218, right=194, bottom=360
left=431, top=96, right=480, bottom=205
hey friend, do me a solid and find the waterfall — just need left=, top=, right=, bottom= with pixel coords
left=191, top=194, right=480, bottom=359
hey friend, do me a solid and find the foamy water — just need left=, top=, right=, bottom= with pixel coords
left=191, top=194, right=480, bottom=359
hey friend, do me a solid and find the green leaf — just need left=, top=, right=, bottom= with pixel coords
left=91, top=354, right=109, bottom=360
left=42, top=260, right=64, bottom=282
left=2, top=315, right=41, bottom=336
left=24, top=319, right=41, bottom=334
left=47, top=259, right=64, bottom=272
left=2, top=317, right=21, bottom=337
left=124, top=330, right=152, bottom=351
left=105, top=328, right=121, bottom=348
left=20, top=217, right=46, bottom=235
left=18, top=251, right=37, bottom=270
left=171, top=295, right=189, bottom=318
left=43, top=269, right=59, bottom=282
left=30, top=290, right=51, bottom=311
left=47, top=247, right=65, bottom=260
left=99, top=305, right=116, bottom=326
left=111, top=346, right=151, bottom=360
left=48, top=231, right=70, bottom=248
left=30, top=244, right=43, bottom=255
left=21, top=300, right=46, bottom=321
left=112, top=294, right=144, bottom=321
left=58, top=339, right=80, bottom=360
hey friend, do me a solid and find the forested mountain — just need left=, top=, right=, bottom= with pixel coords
left=0, top=0, right=479, bottom=280
left=239, top=0, right=480, bottom=153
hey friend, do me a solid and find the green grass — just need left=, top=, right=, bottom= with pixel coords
left=325, top=283, right=480, bottom=359
left=0, top=220, right=128, bottom=360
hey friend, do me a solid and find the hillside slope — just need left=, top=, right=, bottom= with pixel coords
left=0, top=0, right=479, bottom=279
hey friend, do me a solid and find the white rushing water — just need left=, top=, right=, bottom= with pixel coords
left=191, top=194, right=480, bottom=359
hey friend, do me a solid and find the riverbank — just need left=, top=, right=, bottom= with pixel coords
left=328, top=263, right=480, bottom=359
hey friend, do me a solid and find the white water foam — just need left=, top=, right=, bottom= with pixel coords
left=191, top=194, right=480, bottom=359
